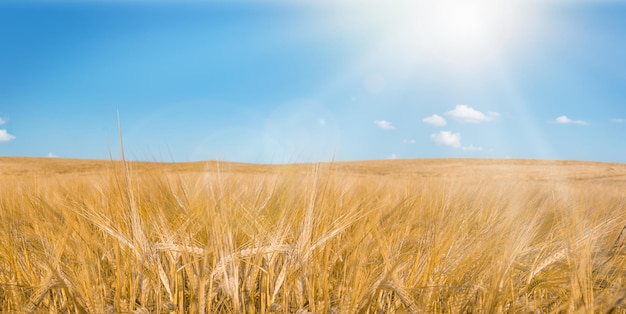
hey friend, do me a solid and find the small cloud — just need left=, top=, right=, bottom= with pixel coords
left=47, top=152, right=58, bottom=158
left=403, top=139, right=416, bottom=144
left=387, top=154, right=398, bottom=160
left=431, top=131, right=461, bottom=148
left=0, top=117, right=5, bottom=125
left=446, top=105, right=498, bottom=123
left=610, top=118, right=625, bottom=123
left=462, top=145, right=483, bottom=152
left=422, top=114, right=447, bottom=127
left=555, top=116, right=570, bottom=123
left=0, top=129, right=16, bottom=143
left=555, top=115, right=589, bottom=125
left=374, top=120, right=395, bottom=130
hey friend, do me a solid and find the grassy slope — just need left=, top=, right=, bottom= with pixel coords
left=0, top=157, right=625, bottom=313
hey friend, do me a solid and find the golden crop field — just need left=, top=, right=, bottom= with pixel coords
left=1, top=157, right=625, bottom=313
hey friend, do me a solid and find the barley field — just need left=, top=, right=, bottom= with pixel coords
left=0, top=157, right=625, bottom=313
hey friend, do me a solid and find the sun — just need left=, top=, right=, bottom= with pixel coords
left=349, top=0, right=536, bottom=68
left=402, top=1, right=528, bottom=67
left=425, top=2, right=502, bottom=61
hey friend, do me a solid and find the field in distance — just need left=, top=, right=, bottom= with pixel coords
left=1, top=157, right=625, bottom=313
left=1, top=156, right=626, bottom=181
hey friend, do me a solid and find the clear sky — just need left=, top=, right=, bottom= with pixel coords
left=1, top=0, right=625, bottom=163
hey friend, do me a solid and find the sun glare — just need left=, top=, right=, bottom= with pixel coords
left=426, top=2, right=500, bottom=61
left=349, top=0, right=537, bottom=69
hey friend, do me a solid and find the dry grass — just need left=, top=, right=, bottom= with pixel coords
left=1, top=157, right=626, bottom=313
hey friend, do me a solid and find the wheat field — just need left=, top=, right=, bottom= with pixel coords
left=1, top=157, right=625, bottom=313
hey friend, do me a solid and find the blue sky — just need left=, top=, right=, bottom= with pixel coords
left=1, top=0, right=625, bottom=163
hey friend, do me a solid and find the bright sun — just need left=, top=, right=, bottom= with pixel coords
left=428, top=3, right=500, bottom=58
left=349, top=0, right=536, bottom=68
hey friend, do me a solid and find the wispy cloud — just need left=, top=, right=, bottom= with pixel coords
left=422, top=114, right=447, bottom=127
left=47, top=152, right=58, bottom=158
left=374, top=120, right=395, bottom=130
left=0, top=117, right=5, bottom=125
left=403, top=139, right=416, bottom=144
left=446, top=105, right=498, bottom=123
left=0, top=129, right=16, bottom=143
left=610, top=118, right=625, bottom=124
left=431, top=131, right=461, bottom=148
left=555, top=115, right=589, bottom=125
left=386, top=153, right=398, bottom=160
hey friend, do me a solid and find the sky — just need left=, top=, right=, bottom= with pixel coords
left=1, top=0, right=625, bottom=164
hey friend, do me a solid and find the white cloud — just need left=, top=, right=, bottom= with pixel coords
left=0, top=129, right=16, bottom=143
left=610, top=118, right=625, bottom=124
left=47, top=152, right=58, bottom=158
left=555, top=116, right=570, bottom=123
left=555, top=115, right=589, bottom=125
left=431, top=131, right=461, bottom=148
left=0, top=117, right=5, bottom=125
left=387, top=154, right=398, bottom=160
left=462, top=144, right=483, bottom=152
left=403, top=139, right=416, bottom=144
left=446, top=105, right=498, bottom=123
left=374, top=120, right=395, bottom=130
left=422, top=114, right=447, bottom=127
